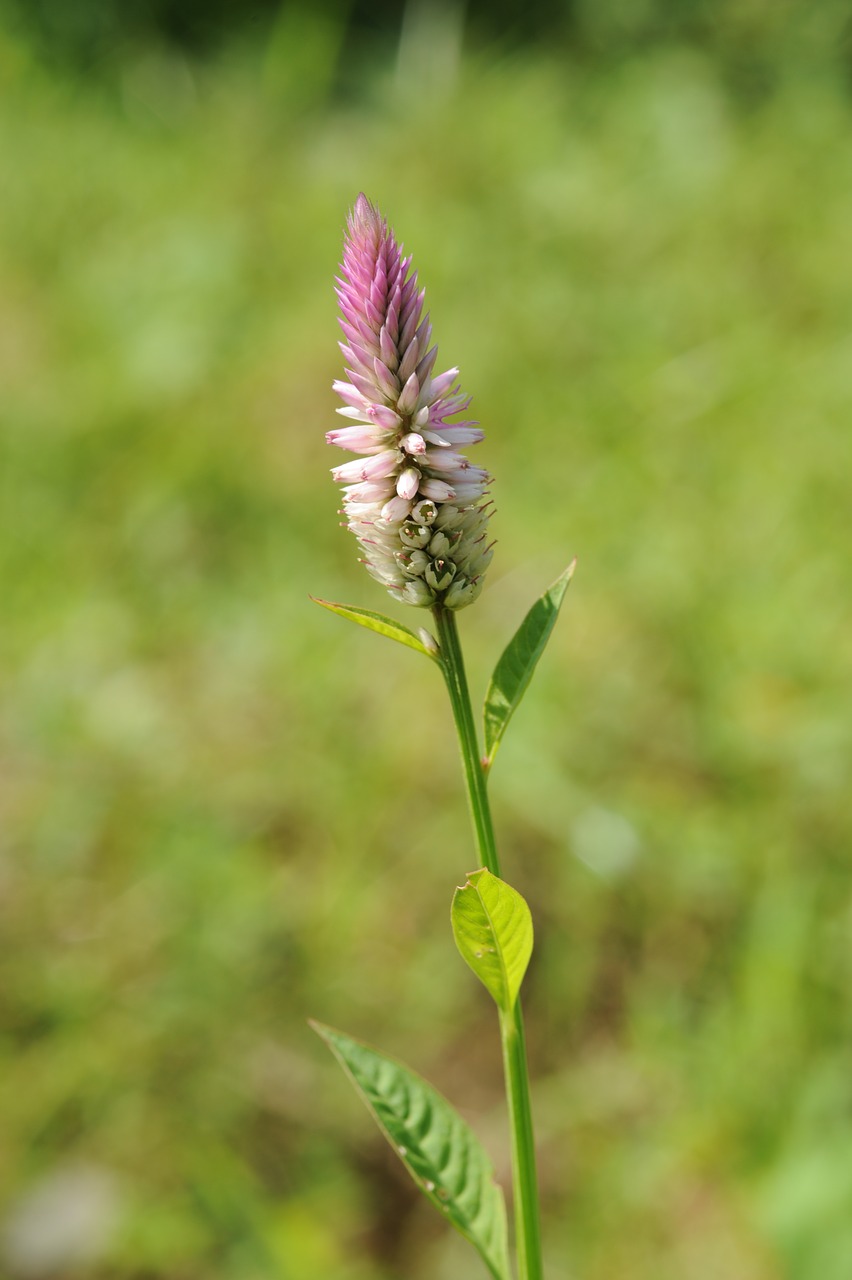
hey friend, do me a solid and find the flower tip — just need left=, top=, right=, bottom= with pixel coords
left=350, top=193, right=381, bottom=237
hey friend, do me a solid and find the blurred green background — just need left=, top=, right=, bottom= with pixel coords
left=1, top=1, right=851, bottom=1277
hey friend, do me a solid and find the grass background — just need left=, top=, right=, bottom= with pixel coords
left=1, top=8, right=851, bottom=1278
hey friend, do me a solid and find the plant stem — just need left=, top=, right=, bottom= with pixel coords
left=433, top=605, right=544, bottom=1280
left=498, top=1003, right=542, bottom=1280
left=433, top=605, right=499, bottom=877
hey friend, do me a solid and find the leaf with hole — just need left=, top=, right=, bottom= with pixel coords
left=310, top=597, right=439, bottom=661
left=452, top=869, right=533, bottom=1013
left=311, top=1021, right=509, bottom=1280
left=483, top=560, right=575, bottom=769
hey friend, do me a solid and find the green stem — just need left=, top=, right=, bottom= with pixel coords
left=433, top=605, right=499, bottom=877
left=499, top=1003, right=541, bottom=1280
left=433, top=605, right=543, bottom=1280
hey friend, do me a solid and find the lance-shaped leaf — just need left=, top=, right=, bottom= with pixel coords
left=451, top=869, right=533, bottom=1014
left=311, top=1022, right=510, bottom=1280
left=311, top=597, right=439, bottom=661
left=483, top=560, right=576, bottom=770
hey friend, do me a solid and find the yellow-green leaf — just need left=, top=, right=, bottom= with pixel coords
left=311, top=597, right=439, bottom=661
left=451, top=869, right=534, bottom=1013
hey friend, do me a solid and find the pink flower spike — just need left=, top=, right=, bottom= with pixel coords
left=328, top=194, right=492, bottom=609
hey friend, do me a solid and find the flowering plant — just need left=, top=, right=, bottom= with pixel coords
left=313, top=195, right=574, bottom=1280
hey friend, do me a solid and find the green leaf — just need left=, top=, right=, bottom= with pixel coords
left=483, top=560, right=576, bottom=769
left=310, top=597, right=439, bottom=661
left=452, top=869, right=533, bottom=1013
left=311, top=1022, right=510, bottom=1280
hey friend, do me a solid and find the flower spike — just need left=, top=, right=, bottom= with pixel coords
left=330, top=194, right=492, bottom=609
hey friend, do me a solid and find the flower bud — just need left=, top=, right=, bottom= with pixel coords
left=412, top=499, right=437, bottom=525
left=424, top=558, right=456, bottom=592
left=399, top=522, right=432, bottom=549
left=418, top=627, right=440, bottom=657
left=397, top=467, right=421, bottom=500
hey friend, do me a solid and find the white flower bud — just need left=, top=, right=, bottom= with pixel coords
left=397, top=467, right=421, bottom=500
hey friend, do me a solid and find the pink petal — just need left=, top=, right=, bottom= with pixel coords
left=397, top=372, right=420, bottom=415
left=332, top=380, right=369, bottom=410
left=326, top=425, right=389, bottom=452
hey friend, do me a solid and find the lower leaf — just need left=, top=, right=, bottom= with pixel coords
left=311, top=1021, right=510, bottom=1280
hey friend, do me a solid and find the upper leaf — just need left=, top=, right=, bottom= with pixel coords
left=311, top=597, right=439, bottom=661
left=451, top=869, right=533, bottom=1013
left=311, top=1021, right=510, bottom=1280
left=483, top=561, right=576, bottom=769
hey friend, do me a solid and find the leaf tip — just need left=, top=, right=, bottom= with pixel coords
left=552, top=558, right=577, bottom=595
left=308, top=1018, right=337, bottom=1048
